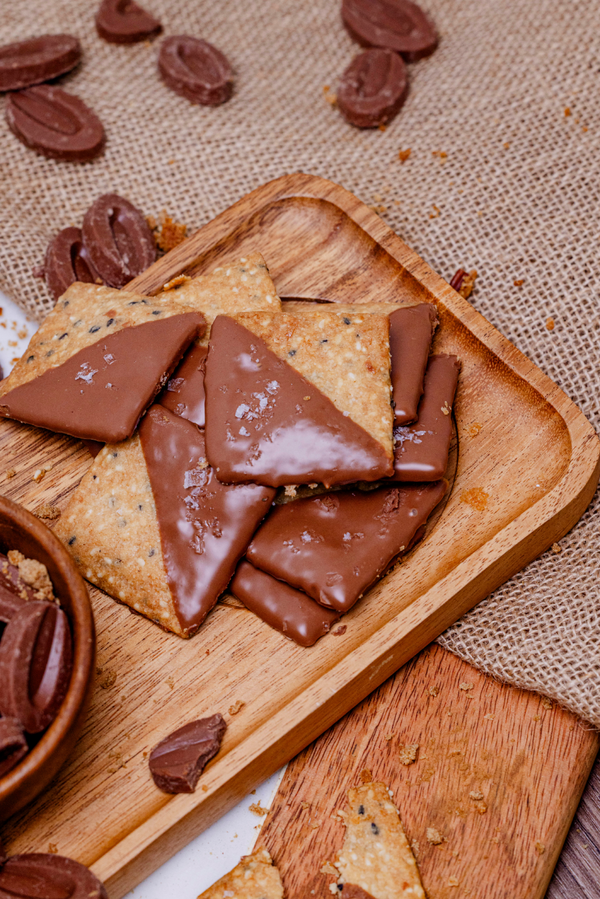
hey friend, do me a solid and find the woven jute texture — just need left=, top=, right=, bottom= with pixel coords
left=1, top=1, right=599, bottom=723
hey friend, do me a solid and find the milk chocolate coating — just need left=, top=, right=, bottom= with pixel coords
left=230, top=560, right=341, bottom=647
left=341, top=886, right=378, bottom=899
left=149, top=714, right=227, bottom=793
left=0, top=854, right=108, bottom=899
left=6, top=85, right=105, bottom=162
left=393, top=354, right=460, bottom=481
left=44, top=226, right=101, bottom=302
left=159, top=343, right=207, bottom=427
left=247, top=481, right=447, bottom=612
left=338, top=48, right=408, bottom=128
left=158, top=36, right=234, bottom=106
left=0, top=717, right=28, bottom=778
left=139, top=406, right=275, bottom=635
left=204, top=316, right=393, bottom=487
left=0, top=34, right=81, bottom=92
left=0, top=602, right=72, bottom=734
left=0, top=313, right=204, bottom=443
left=96, top=0, right=162, bottom=45
left=82, top=194, right=157, bottom=289
left=342, top=0, right=438, bottom=62
left=390, top=304, right=438, bottom=423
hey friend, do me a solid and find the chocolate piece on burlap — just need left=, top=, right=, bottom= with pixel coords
left=162, top=253, right=281, bottom=345
left=204, top=312, right=393, bottom=487
left=56, top=407, right=274, bottom=637
left=0, top=283, right=205, bottom=443
left=230, top=559, right=341, bottom=646
left=393, top=354, right=460, bottom=481
left=389, top=304, right=438, bottom=424
left=198, top=848, right=284, bottom=899
left=149, top=714, right=227, bottom=793
left=158, top=343, right=207, bottom=427
left=0, top=34, right=82, bottom=92
left=333, top=781, right=425, bottom=898
left=247, top=480, right=447, bottom=612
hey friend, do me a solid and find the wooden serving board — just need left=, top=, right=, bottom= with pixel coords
left=1, top=174, right=599, bottom=895
left=258, top=643, right=600, bottom=899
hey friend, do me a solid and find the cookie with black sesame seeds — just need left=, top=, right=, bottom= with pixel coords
left=197, top=848, right=284, bottom=898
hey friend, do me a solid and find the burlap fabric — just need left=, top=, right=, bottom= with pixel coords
left=0, top=0, right=599, bottom=724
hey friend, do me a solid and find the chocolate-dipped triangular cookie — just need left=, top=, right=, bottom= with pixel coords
left=56, top=406, right=274, bottom=637
left=0, top=283, right=205, bottom=443
left=204, top=312, right=394, bottom=487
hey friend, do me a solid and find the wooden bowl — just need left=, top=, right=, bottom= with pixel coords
left=0, top=495, right=95, bottom=822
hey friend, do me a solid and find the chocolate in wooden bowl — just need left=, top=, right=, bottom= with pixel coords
left=0, top=495, right=95, bottom=822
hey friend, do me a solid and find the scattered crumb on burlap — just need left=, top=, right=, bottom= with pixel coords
left=0, top=0, right=599, bottom=726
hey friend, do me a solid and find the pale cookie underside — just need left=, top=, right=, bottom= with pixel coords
left=0, top=283, right=200, bottom=395
left=234, top=310, right=394, bottom=460
left=54, top=435, right=183, bottom=636
left=163, top=252, right=281, bottom=345
left=198, top=847, right=284, bottom=899
left=335, top=781, right=425, bottom=899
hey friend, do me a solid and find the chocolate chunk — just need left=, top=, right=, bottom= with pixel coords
left=159, top=343, right=207, bottom=427
left=341, top=886, right=378, bottom=899
left=0, top=602, right=72, bottom=734
left=230, top=560, right=341, bottom=647
left=82, top=194, right=156, bottom=289
left=158, top=35, right=234, bottom=106
left=0, top=313, right=203, bottom=443
left=5, top=85, right=105, bottom=162
left=139, top=406, right=275, bottom=634
left=204, top=316, right=393, bottom=487
left=247, top=481, right=447, bottom=612
left=337, top=48, right=408, bottom=128
left=149, top=714, right=227, bottom=793
left=342, top=0, right=438, bottom=62
left=44, top=226, right=101, bottom=302
left=393, top=354, right=460, bottom=481
left=0, top=854, right=108, bottom=899
left=96, top=0, right=162, bottom=45
left=390, top=304, right=438, bottom=423
left=0, top=34, right=82, bottom=92
left=0, top=717, right=28, bottom=778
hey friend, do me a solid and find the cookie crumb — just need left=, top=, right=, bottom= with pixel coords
left=301, top=801, right=311, bottom=810
left=546, top=317, right=555, bottom=331
left=398, top=148, right=411, bottom=162
left=460, top=487, right=489, bottom=511
left=249, top=802, right=269, bottom=817
left=284, top=485, right=297, bottom=498
left=399, top=744, right=419, bottom=766
left=35, top=503, right=61, bottom=520
left=459, top=682, right=474, bottom=691
left=385, top=733, right=395, bottom=741
left=320, top=861, right=338, bottom=876
left=429, top=204, right=441, bottom=219
left=448, top=876, right=459, bottom=887
left=535, top=841, right=545, bottom=854
left=469, top=791, right=484, bottom=801
left=5, top=468, right=15, bottom=479
left=229, top=700, right=245, bottom=716
left=551, top=543, right=562, bottom=554
left=154, top=212, right=187, bottom=253
left=48, top=843, right=58, bottom=854
left=483, top=713, right=495, bottom=721
left=542, top=698, right=553, bottom=709
left=426, top=827, right=444, bottom=845
left=468, top=422, right=482, bottom=438
left=201, top=784, right=209, bottom=792
left=513, top=279, right=524, bottom=287
left=428, top=685, right=439, bottom=697
left=323, top=84, right=337, bottom=106
left=163, top=274, right=191, bottom=291
left=32, top=468, right=46, bottom=482
left=564, top=107, right=571, bottom=117
left=359, top=768, right=373, bottom=783
left=97, top=668, right=117, bottom=690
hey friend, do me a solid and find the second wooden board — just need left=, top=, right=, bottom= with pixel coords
left=0, top=175, right=598, bottom=895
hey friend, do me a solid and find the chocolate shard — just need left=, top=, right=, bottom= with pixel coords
left=0, top=717, right=28, bottom=778
left=0, top=312, right=204, bottom=443
left=230, top=560, right=341, bottom=647
left=139, top=406, right=275, bottom=634
left=149, top=713, right=227, bottom=793
left=96, top=0, right=162, bottom=45
left=0, top=602, right=72, bottom=734
left=389, top=304, right=438, bottom=423
left=0, top=854, right=108, bottom=899
left=247, top=481, right=447, bottom=613
left=204, top=315, right=393, bottom=487
left=393, top=354, right=460, bottom=481
left=158, top=343, right=207, bottom=427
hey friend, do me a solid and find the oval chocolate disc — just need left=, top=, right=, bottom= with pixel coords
left=0, top=585, right=24, bottom=626
left=5, top=85, right=105, bottom=162
left=158, top=35, right=234, bottom=106
left=337, top=48, right=408, bottom=128
left=0, top=602, right=72, bottom=734
left=0, top=717, right=28, bottom=779
left=0, top=854, right=108, bottom=899
left=82, top=193, right=156, bottom=288
left=44, top=226, right=102, bottom=302
left=0, top=34, right=82, bottom=92
left=96, top=0, right=162, bottom=45
left=341, top=0, right=438, bottom=62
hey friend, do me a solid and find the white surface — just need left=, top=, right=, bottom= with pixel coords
left=0, top=289, right=287, bottom=895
